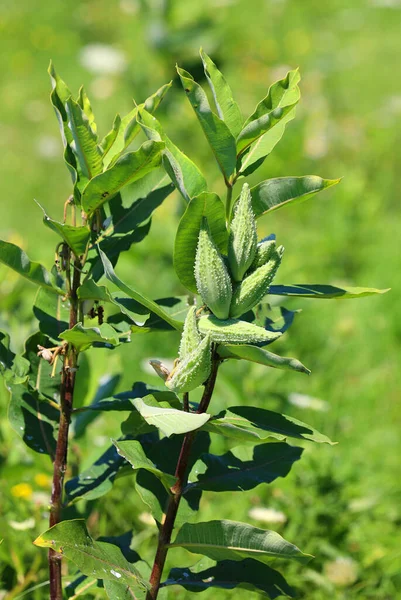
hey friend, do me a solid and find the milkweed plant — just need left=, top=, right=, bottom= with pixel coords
left=0, top=49, right=388, bottom=600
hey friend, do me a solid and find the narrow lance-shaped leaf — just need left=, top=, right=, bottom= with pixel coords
left=65, top=97, right=103, bottom=182
left=250, top=175, right=340, bottom=217
left=132, top=397, right=210, bottom=438
left=177, top=66, right=237, bottom=181
left=269, top=283, right=390, bottom=299
left=100, top=114, right=122, bottom=158
left=169, top=520, right=313, bottom=565
left=114, top=440, right=176, bottom=491
left=174, top=192, right=228, bottom=293
left=237, top=69, right=301, bottom=155
left=36, top=201, right=90, bottom=256
left=138, top=108, right=207, bottom=201
left=0, top=240, right=64, bottom=295
left=34, top=520, right=149, bottom=594
left=200, top=48, right=243, bottom=138
left=218, top=344, right=310, bottom=375
left=78, top=86, right=97, bottom=134
left=81, top=140, right=164, bottom=216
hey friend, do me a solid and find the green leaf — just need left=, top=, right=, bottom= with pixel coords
left=0, top=240, right=64, bottom=295
left=59, top=323, right=121, bottom=351
left=218, top=344, right=310, bottom=375
left=164, top=559, right=295, bottom=598
left=77, top=86, right=97, bottom=134
left=188, top=442, right=302, bottom=492
left=138, top=108, right=207, bottom=201
left=269, top=284, right=390, bottom=299
left=34, top=520, right=149, bottom=594
left=33, top=288, right=70, bottom=341
left=238, top=108, right=296, bottom=177
left=204, top=406, right=335, bottom=445
left=177, top=66, right=237, bottom=181
left=132, top=397, right=210, bottom=437
left=174, top=192, right=228, bottom=293
left=0, top=330, right=14, bottom=374
left=65, top=97, right=103, bottom=182
left=73, top=374, right=121, bottom=439
left=114, top=440, right=176, bottom=491
left=23, top=332, right=61, bottom=400
left=99, top=248, right=183, bottom=331
left=200, top=49, right=243, bottom=138
left=236, top=69, right=300, bottom=155
left=169, top=520, right=313, bottom=565
left=250, top=176, right=340, bottom=217
left=100, top=114, right=122, bottom=158
left=82, top=140, right=164, bottom=216
left=36, top=201, right=90, bottom=256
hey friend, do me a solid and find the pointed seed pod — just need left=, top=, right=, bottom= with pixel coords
left=250, top=239, right=276, bottom=271
left=198, top=315, right=282, bottom=345
left=149, top=360, right=171, bottom=382
left=179, top=305, right=202, bottom=360
left=230, top=246, right=284, bottom=318
left=195, top=218, right=232, bottom=320
left=227, top=183, right=258, bottom=282
left=165, top=333, right=212, bottom=393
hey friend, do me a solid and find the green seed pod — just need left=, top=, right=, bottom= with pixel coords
left=250, top=239, right=276, bottom=271
left=165, top=333, right=212, bottom=393
left=198, top=315, right=282, bottom=345
left=179, top=305, right=202, bottom=360
left=227, top=183, right=258, bottom=282
left=230, top=246, right=284, bottom=319
left=195, top=218, right=232, bottom=320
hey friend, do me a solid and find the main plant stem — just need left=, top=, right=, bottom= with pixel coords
left=146, top=352, right=220, bottom=600
left=48, top=256, right=81, bottom=600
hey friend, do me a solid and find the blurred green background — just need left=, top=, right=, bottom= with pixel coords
left=1, top=0, right=400, bottom=598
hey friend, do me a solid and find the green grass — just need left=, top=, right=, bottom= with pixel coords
left=1, top=0, right=400, bottom=598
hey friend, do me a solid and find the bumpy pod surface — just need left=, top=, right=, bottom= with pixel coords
left=230, top=246, right=284, bottom=319
left=179, top=305, right=202, bottom=360
left=227, top=183, right=258, bottom=282
left=198, top=315, right=282, bottom=345
left=250, top=239, right=276, bottom=271
left=194, top=219, right=232, bottom=320
left=165, top=333, right=212, bottom=393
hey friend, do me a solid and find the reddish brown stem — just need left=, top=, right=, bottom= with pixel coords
left=146, top=351, right=220, bottom=600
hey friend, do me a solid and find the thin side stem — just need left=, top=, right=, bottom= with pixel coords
left=225, top=184, right=233, bottom=224
left=146, top=352, right=220, bottom=600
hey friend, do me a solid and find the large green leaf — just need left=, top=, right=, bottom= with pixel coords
left=65, top=97, right=103, bottom=182
left=34, top=520, right=149, bottom=594
left=174, top=192, right=228, bottom=293
left=59, top=323, right=121, bottom=351
left=73, top=374, right=121, bottom=439
left=0, top=240, right=64, bottom=295
left=164, top=559, right=295, bottom=598
left=218, top=344, right=310, bottom=374
left=36, top=201, right=90, bottom=256
left=33, top=288, right=70, bottom=341
left=204, top=406, right=335, bottom=445
left=177, top=66, right=237, bottom=181
left=99, top=248, right=183, bottom=331
left=169, top=520, right=312, bottom=565
left=188, top=442, right=302, bottom=492
left=236, top=69, right=300, bottom=155
left=200, top=49, right=243, bottom=138
left=114, top=440, right=176, bottom=491
left=138, top=109, right=207, bottom=202
left=132, top=397, right=210, bottom=437
left=269, top=284, right=390, bottom=299
left=81, top=140, right=164, bottom=216
left=250, top=176, right=340, bottom=217
left=23, top=332, right=61, bottom=400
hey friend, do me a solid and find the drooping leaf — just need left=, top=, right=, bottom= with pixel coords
left=0, top=240, right=64, bottom=295
left=129, top=295, right=192, bottom=333
left=65, top=97, right=103, bottom=182
left=33, top=288, right=70, bottom=341
left=132, top=397, right=210, bottom=438
left=169, top=520, right=313, bottom=565
left=218, top=345, right=310, bottom=375
left=204, top=406, right=335, bottom=445
left=236, top=69, right=301, bottom=155
left=177, top=66, right=237, bottom=181
left=99, top=248, right=183, bottom=331
left=138, top=109, right=207, bottom=201
left=81, top=140, right=164, bottom=216
left=164, top=559, right=295, bottom=598
left=200, top=49, right=243, bottom=138
left=114, top=440, right=176, bottom=491
left=188, top=442, right=302, bottom=492
left=36, top=201, right=90, bottom=256
left=59, top=323, right=121, bottom=351
left=174, top=192, right=228, bottom=293
left=250, top=176, right=340, bottom=218
left=269, top=284, right=390, bottom=299
left=34, top=520, right=149, bottom=594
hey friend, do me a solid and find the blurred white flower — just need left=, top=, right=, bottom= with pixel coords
left=9, top=518, right=35, bottom=530
left=80, top=44, right=127, bottom=75
left=324, top=557, right=358, bottom=587
left=248, top=506, right=287, bottom=524
left=36, top=135, right=60, bottom=160
left=288, top=392, right=329, bottom=412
